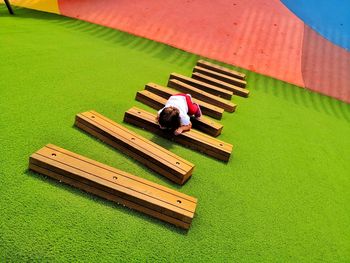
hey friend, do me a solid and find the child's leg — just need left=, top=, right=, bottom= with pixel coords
left=184, top=94, right=202, bottom=118
left=194, top=103, right=202, bottom=118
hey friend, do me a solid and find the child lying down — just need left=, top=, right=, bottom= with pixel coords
left=156, top=93, right=202, bottom=135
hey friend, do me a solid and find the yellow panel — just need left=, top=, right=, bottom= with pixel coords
left=1, top=0, right=60, bottom=14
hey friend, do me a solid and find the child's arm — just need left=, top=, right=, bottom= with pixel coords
left=174, top=122, right=192, bottom=135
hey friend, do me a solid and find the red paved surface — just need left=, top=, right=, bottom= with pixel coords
left=58, top=0, right=350, bottom=103
left=301, top=25, right=350, bottom=103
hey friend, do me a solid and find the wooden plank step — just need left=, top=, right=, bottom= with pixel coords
left=196, top=59, right=246, bottom=80
left=136, top=90, right=223, bottom=137
left=169, top=73, right=233, bottom=100
left=75, top=111, right=194, bottom=185
left=29, top=144, right=197, bottom=229
left=144, top=83, right=224, bottom=120
left=192, top=70, right=249, bottom=98
left=193, top=66, right=247, bottom=88
left=167, top=79, right=236, bottom=113
left=124, top=107, right=233, bottom=162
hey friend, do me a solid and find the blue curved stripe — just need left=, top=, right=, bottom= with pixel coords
left=282, top=0, right=350, bottom=51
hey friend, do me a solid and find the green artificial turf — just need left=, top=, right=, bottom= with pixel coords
left=1, top=6, right=350, bottom=262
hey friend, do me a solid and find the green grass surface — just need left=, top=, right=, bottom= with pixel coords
left=1, top=6, right=350, bottom=262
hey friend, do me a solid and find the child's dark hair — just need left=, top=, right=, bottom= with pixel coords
left=159, top=107, right=180, bottom=130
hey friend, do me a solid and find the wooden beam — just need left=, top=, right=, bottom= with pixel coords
left=144, top=83, right=224, bottom=120
left=196, top=59, right=246, bottom=80
left=167, top=79, right=236, bottom=113
left=192, top=71, right=249, bottom=98
left=136, top=90, right=223, bottom=137
left=29, top=144, right=197, bottom=229
left=193, top=66, right=247, bottom=88
left=75, top=111, right=194, bottom=185
left=124, top=107, right=233, bottom=162
left=169, top=73, right=233, bottom=100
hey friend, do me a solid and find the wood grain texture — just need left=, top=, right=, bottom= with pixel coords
left=124, top=107, right=233, bottom=162
left=145, top=83, right=224, bottom=119
left=136, top=90, right=223, bottom=137
left=167, top=79, right=236, bottom=113
left=193, top=66, right=247, bottom=88
left=75, top=111, right=194, bottom=185
left=192, top=70, right=249, bottom=98
left=29, top=144, right=197, bottom=229
left=169, top=73, right=233, bottom=100
left=196, top=60, right=246, bottom=80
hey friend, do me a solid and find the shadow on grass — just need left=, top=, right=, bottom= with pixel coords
left=0, top=5, right=200, bottom=69
left=248, top=73, right=350, bottom=123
